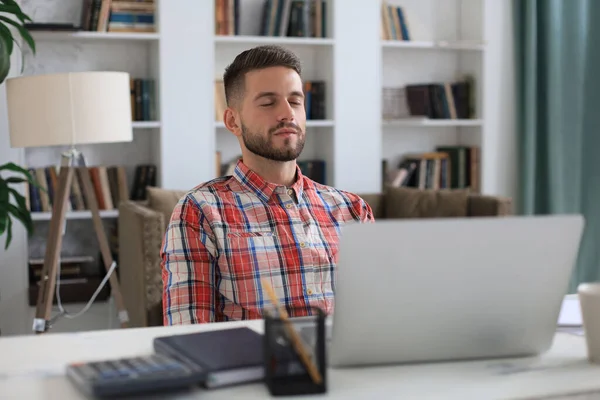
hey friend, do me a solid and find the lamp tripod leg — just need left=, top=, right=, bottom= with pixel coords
left=32, top=157, right=74, bottom=334
left=32, top=152, right=130, bottom=333
left=74, top=154, right=129, bottom=328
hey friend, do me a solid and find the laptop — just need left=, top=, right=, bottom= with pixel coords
left=326, top=214, right=585, bottom=368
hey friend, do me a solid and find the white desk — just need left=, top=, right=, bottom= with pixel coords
left=2, top=320, right=600, bottom=400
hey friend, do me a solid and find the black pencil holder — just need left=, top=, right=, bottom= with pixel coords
left=263, top=307, right=327, bottom=396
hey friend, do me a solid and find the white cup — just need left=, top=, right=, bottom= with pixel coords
left=578, top=283, right=600, bottom=363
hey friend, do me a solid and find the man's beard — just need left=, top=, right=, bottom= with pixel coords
left=241, top=121, right=305, bottom=162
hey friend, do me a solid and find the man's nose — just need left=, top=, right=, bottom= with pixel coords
left=277, top=101, right=295, bottom=121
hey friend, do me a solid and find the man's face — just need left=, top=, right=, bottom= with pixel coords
left=237, top=66, right=306, bottom=162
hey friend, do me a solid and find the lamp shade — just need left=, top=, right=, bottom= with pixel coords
left=6, top=71, right=133, bottom=148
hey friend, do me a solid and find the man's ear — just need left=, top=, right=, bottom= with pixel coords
left=224, top=107, right=242, bottom=137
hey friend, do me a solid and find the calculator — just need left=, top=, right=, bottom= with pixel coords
left=66, top=353, right=206, bottom=398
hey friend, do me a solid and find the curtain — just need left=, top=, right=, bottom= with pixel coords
left=514, top=0, right=600, bottom=292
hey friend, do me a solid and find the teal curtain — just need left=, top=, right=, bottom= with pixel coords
left=515, top=0, right=600, bottom=293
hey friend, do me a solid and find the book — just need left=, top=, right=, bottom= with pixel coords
left=153, top=327, right=266, bottom=389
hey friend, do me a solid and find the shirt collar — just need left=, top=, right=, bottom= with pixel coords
left=232, top=159, right=305, bottom=202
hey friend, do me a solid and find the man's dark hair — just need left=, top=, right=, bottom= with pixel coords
left=223, top=45, right=302, bottom=107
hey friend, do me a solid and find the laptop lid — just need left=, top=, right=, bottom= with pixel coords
left=329, top=215, right=585, bottom=368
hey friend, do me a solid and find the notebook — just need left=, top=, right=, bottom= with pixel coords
left=153, top=327, right=265, bottom=389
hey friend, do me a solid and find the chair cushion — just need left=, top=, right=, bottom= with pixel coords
left=384, top=186, right=470, bottom=218
left=146, top=187, right=189, bottom=231
left=357, top=193, right=385, bottom=220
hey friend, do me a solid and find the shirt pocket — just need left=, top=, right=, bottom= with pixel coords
left=222, top=229, right=281, bottom=276
left=306, top=222, right=341, bottom=267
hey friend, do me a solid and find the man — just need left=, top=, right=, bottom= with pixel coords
left=161, top=45, right=374, bottom=325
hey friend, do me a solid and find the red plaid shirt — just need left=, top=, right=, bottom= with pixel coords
left=161, top=160, right=374, bottom=324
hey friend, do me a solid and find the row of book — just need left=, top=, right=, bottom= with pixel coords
left=80, top=0, right=155, bottom=33
left=130, top=78, right=157, bottom=121
left=215, top=0, right=327, bottom=38
left=214, top=80, right=327, bottom=121
left=383, top=78, right=476, bottom=120
left=381, top=2, right=411, bottom=41
left=25, top=164, right=157, bottom=213
left=385, top=146, right=480, bottom=193
left=304, top=80, right=326, bottom=120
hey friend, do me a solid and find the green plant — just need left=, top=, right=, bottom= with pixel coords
left=0, top=163, right=43, bottom=249
left=0, top=0, right=35, bottom=83
left=0, top=2, right=36, bottom=249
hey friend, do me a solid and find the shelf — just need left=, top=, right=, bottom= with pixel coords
left=304, top=120, right=335, bottom=127
left=132, top=121, right=161, bottom=129
left=31, top=210, right=119, bottom=221
left=215, top=35, right=334, bottom=46
left=31, top=31, right=160, bottom=42
left=214, top=120, right=335, bottom=129
left=381, top=40, right=485, bottom=51
left=382, top=119, right=483, bottom=127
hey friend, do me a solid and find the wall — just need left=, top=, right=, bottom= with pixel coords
left=483, top=0, right=517, bottom=199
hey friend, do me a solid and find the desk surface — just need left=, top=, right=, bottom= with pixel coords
left=2, top=320, right=600, bottom=400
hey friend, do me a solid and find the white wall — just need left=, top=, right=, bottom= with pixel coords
left=158, top=0, right=216, bottom=190
left=332, top=0, right=382, bottom=193
left=482, top=0, right=517, bottom=199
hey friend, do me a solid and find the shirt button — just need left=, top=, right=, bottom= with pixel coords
left=307, top=288, right=313, bottom=295
left=287, top=189, right=293, bottom=195
left=285, top=203, right=293, bottom=209
left=300, top=242, right=306, bottom=248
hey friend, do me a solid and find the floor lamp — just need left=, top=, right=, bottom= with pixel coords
left=6, top=71, right=132, bottom=334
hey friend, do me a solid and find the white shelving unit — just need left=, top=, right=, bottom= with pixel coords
left=212, top=0, right=339, bottom=185
left=214, top=35, right=335, bottom=46
left=31, top=210, right=119, bottom=222
left=381, top=39, right=485, bottom=51
left=382, top=118, right=484, bottom=127
left=30, top=31, right=160, bottom=41
left=215, top=120, right=335, bottom=129
left=0, top=0, right=514, bottom=335
left=380, top=0, right=487, bottom=191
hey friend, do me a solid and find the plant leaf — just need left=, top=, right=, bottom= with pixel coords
left=0, top=4, right=32, bottom=24
left=8, top=187, right=31, bottom=233
left=7, top=202, right=32, bottom=236
left=5, top=177, right=26, bottom=183
left=0, top=16, right=35, bottom=54
left=0, top=21, right=14, bottom=56
left=3, top=214, right=12, bottom=250
left=0, top=33, right=9, bottom=83
left=0, top=180, right=8, bottom=236
left=0, top=162, right=30, bottom=174
left=0, top=162, right=45, bottom=191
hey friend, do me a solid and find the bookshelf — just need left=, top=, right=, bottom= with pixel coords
left=30, top=31, right=160, bottom=41
left=382, top=118, right=484, bottom=128
left=381, top=40, right=485, bottom=51
left=380, top=0, right=486, bottom=192
left=0, top=0, right=513, bottom=335
left=213, top=0, right=337, bottom=185
left=31, top=210, right=119, bottom=222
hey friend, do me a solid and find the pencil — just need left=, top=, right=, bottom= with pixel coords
left=261, top=278, right=323, bottom=385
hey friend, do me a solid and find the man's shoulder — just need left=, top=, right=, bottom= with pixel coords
left=304, top=179, right=369, bottom=209
left=181, top=175, right=237, bottom=207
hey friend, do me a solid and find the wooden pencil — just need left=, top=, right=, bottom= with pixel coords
left=261, top=278, right=323, bottom=385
